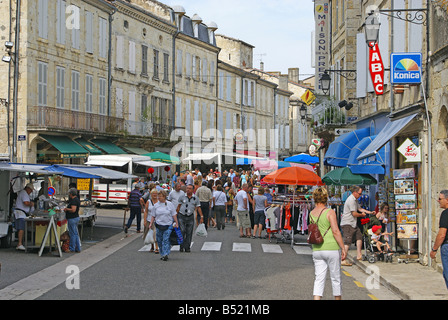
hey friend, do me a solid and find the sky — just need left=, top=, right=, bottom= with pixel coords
left=162, top=0, right=316, bottom=79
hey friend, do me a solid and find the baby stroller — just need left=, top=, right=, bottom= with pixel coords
left=361, top=218, right=392, bottom=263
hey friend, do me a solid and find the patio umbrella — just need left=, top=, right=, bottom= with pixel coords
left=284, top=153, right=319, bottom=164
left=141, top=151, right=180, bottom=164
left=322, top=167, right=377, bottom=186
left=262, top=167, right=324, bottom=186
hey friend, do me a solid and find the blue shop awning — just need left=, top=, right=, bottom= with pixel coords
left=357, top=113, right=419, bottom=161
left=347, top=135, right=386, bottom=175
left=45, top=165, right=101, bottom=179
left=324, top=127, right=371, bottom=167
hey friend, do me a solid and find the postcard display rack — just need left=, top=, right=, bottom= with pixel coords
left=393, top=168, right=419, bottom=263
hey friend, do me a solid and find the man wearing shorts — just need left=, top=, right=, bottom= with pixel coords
left=14, top=183, right=35, bottom=251
left=340, top=186, right=374, bottom=265
left=235, top=183, right=251, bottom=238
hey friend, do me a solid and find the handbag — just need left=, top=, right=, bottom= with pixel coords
left=307, top=208, right=331, bottom=245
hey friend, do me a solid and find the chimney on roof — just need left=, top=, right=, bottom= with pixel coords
left=288, top=68, right=299, bottom=83
left=279, top=75, right=288, bottom=90
left=260, top=61, right=264, bottom=71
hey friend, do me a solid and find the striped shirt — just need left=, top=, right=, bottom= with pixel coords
left=128, top=189, right=142, bottom=208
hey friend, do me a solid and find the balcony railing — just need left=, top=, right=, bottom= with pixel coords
left=311, top=100, right=347, bottom=130
left=28, top=106, right=124, bottom=135
left=125, top=120, right=182, bottom=140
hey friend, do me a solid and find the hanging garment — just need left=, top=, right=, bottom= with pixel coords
left=265, top=206, right=280, bottom=232
left=284, top=203, right=291, bottom=230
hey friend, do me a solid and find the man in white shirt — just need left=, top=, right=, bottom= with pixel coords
left=235, top=183, right=251, bottom=238
left=340, top=185, right=374, bottom=265
left=168, top=183, right=185, bottom=209
left=14, top=183, right=35, bottom=251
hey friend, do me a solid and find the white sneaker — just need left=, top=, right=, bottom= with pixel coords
left=16, top=245, right=25, bottom=251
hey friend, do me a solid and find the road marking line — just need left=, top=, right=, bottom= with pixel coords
left=171, top=242, right=194, bottom=251
left=342, top=271, right=352, bottom=277
left=201, top=242, right=222, bottom=251
left=261, top=244, right=283, bottom=253
left=232, top=243, right=251, bottom=252
left=354, top=281, right=365, bottom=288
left=368, top=294, right=379, bottom=300
left=293, top=246, right=312, bottom=255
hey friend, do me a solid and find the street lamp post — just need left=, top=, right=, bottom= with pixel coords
left=319, top=71, right=331, bottom=95
left=363, top=11, right=381, bottom=47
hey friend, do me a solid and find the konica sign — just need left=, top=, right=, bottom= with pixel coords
left=390, top=53, right=422, bottom=84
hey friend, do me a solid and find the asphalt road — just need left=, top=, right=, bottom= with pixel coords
left=1, top=206, right=400, bottom=301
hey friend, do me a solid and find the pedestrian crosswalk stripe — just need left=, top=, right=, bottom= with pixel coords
left=232, top=243, right=252, bottom=252
left=293, top=246, right=312, bottom=255
left=171, top=242, right=194, bottom=251
left=166, top=241, right=313, bottom=254
left=201, top=242, right=222, bottom=251
left=262, top=244, right=283, bottom=253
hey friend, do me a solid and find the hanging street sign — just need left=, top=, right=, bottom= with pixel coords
left=368, top=42, right=385, bottom=95
left=397, top=138, right=421, bottom=163
left=390, top=52, right=423, bottom=84
left=301, top=90, right=316, bottom=106
left=334, top=128, right=354, bottom=136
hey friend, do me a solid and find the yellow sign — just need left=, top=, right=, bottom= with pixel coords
left=301, top=90, right=316, bottom=105
left=77, top=179, right=91, bottom=191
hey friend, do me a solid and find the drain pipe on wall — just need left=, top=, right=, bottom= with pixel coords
left=424, top=0, right=432, bottom=267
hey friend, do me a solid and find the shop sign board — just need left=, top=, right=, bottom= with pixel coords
left=314, top=0, right=330, bottom=95
left=397, top=138, right=421, bottom=163
left=390, top=52, right=422, bottom=84
left=368, top=42, right=384, bottom=95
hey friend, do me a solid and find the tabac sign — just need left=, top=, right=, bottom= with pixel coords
left=369, top=42, right=384, bottom=95
left=397, top=138, right=421, bottom=163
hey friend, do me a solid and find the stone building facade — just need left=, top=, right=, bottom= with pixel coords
left=316, top=0, right=448, bottom=270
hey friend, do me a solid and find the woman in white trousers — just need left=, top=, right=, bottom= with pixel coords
left=309, top=187, right=347, bottom=300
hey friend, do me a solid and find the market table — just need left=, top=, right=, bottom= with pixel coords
left=78, top=206, right=97, bottom=240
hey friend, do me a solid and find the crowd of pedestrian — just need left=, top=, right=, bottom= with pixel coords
left=124, top=167, right=275, bottom=260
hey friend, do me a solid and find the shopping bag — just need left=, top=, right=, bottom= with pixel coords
left=196, top=223, right=207, bottom=237
left=170, top=229, right=179, bottom=245
left=144, top=229, right=154, bottom=244
left=174, top=226, right=183, bottom=244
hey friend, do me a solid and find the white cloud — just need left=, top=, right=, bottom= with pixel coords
left=162, top=0, right=315, bottom=77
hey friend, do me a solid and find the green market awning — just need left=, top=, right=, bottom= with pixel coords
left=141, top=151, right=180, bottom=164
left=123, top=146, right=151, bottom=155
left=40, top=135, right=88, bottom=159
left=75, top=138, right=102, bottom=155
left=90, top=139, right=127, bottom=154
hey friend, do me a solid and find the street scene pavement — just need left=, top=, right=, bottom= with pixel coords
left=0, top=206, right=406, bottom=301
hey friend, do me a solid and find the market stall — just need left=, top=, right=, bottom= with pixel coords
left=262, top=167, right=324, bottom=247
left=0, top=163, right=66, bottom=255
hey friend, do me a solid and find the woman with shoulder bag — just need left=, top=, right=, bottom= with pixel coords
left=310, top=187, right=346, bottom=300
left=148, top=190, right=179, bottom=261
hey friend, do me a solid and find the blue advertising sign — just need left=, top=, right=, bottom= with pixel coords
left=390, top=53, right=422, bottom=84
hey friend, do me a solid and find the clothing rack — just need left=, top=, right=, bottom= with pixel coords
left=267, top=198, right=313, bottom=247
